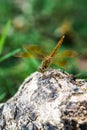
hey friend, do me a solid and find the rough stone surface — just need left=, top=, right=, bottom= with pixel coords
left=0, top=69, right=87, bottom=130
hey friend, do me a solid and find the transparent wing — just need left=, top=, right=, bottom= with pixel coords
left=53, top=59, right=69, bottom=69
left=53, top=50, right=78, bottom=69
left=14, top=45, right=47, bottom=60
left=55, top=50, right=78, bottom=58
left=15, top=52, right=34, bottom=58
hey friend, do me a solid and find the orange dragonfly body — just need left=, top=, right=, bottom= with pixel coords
left=15, top=35, right=77, bottom=73
left=38, top=35, right=65, bottom=73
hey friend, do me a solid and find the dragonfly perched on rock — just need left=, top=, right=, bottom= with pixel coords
left=15, top=35, right=78, bottom=73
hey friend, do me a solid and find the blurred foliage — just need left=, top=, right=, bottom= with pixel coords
left=0, top=0, right=87, bottom=102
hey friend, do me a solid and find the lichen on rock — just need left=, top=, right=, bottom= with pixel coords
left=0, top=69, right=87, bottom=130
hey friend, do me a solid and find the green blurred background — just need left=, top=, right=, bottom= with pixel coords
left=0, top=0, right=87, bottom=102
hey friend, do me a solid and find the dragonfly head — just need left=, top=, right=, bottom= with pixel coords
left=38, top=65, right=46, bottom=73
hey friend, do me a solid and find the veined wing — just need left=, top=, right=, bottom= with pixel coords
left=23, top=45, right=43, bottom=54
left=55, top=50, right=78, bottom=58
left=53, top=59, right=69, bottom=69
left=15, top=51, right=34, bottom=58
left=53, top=50, right=78, bottom=69
left=15, top=45, right=47, bottom=60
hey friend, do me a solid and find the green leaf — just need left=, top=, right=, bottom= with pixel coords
left=0, top=20, right=11, bottom=54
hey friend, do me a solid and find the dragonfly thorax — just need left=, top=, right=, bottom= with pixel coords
left=38, top=56, right=52, bottom=73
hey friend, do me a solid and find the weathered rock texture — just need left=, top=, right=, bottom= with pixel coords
left=0, top=69, right=87, bottom=130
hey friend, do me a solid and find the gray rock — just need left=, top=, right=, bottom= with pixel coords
left=0, top=69, right=87, bottom=130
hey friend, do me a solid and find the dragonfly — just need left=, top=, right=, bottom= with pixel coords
left=38, top=35, right=65, bottom=73
left=15, top=35, right=78, bottom=73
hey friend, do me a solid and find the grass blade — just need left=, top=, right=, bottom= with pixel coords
left=0, top=20, right=11, bottom=54
left=0, top=49, right=21, bottom=62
